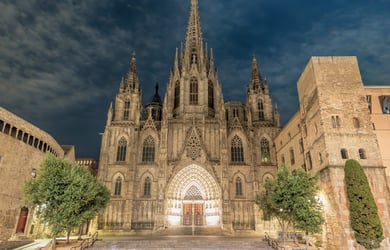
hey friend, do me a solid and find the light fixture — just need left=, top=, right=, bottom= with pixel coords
left=31, top=168, right=37, bottom=178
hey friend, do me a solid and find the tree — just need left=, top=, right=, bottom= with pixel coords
left=292, top=167, right=324, bottom=248
left=344, top=159, right=384, bottom=249
left=24, top=154, right=110, bottom=248
left=255, top=165, right=324, bottom=246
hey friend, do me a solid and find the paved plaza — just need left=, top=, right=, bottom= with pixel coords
left=89, top=236, right=272, bottom=250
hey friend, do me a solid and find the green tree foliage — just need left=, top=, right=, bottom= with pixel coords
left=24, top=154, right=110, bottom=244
left=255, top=165, right=324, bottom=242
left=344, top=159, right=384, bottom=249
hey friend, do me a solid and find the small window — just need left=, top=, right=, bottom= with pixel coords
left=116, top=137, right=127, bottom=162
left=331, top=116, right=336, bottom=128
left=290, top=149, right=295, bottom=165
left=0, top=120, right=4, bottom=132
left=124, top=101, right=130, bottom=120
left=381, top=96, right=390, bottom=114
left=28, top=136, right=34, bottom=146
left=336, top=116, right=341, bottom=127
left=359, top=149, right=367, bottom=159
left=341, top=149, right=348, bottom=159
left=306, top=152, right=312, bottom=170
left=235, top=177, right=243, bottom=196
left=331, top=116, right=341, bottom=128
left=261, top=138, right=270, bottom=163
left=23, top=133, right=28, bottom=143
left=366, top=95, right=372, bottom=113
left=17, top=130, right=23, bottom=140
left=319, top=153, right=323, bottom=164
left=233, top=108, right=239, bottom=118
left=190, top=77, right=198, bottom=105
left=114, top=176, right=122, bottom=196
left=11, top=127, right=17, bottom=137
left=4, top=124, right=10, bottom=135
left=144, top=177, right=151, bottom=196
left=353, top=118, right=360, bottom=128
left=258, top=100, right=265, bottom=121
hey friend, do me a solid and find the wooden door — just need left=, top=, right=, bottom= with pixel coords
left=16, top=207, right=28, bottom=233
left=194, top=204, right=203, bottom=226
left=183, top=204, right=192, bottom=226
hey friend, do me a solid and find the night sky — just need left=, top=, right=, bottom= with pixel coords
left=1, top=0, right=390, bottom=159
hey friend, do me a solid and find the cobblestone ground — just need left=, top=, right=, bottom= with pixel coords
left=89, top=236, right=272, bottom=250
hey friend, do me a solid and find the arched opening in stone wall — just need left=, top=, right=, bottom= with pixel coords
left=166, top=164, right=221, bottom=227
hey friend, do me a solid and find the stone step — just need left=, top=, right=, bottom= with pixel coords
left=158, top=226, right=224, bottom=236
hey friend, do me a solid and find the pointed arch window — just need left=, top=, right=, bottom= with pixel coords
left=114, top=176, right=122, bottom=196
left=190, top=77, right=198, bottom=105
left=208, top=80, right=214, bottom=109
left=142, top=136, right=155, bottom=162
left=258, top=100, right=265, bottom=121
left=261, top=138, right=270, bottom=163
left=143, top=177, right=151, bottom=197
left=116, top=137, right=127, bottom=162
left=174, top=81, right=180, bottom=109
left=231, top=135, right=244, bottom=163
left=124, top=101, right=130, bottom=120
left=235, top=177, right=243, bottom=196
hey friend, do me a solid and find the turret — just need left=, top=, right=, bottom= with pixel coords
left=113, top=52, right=142, bottom=123
left=246, top=55, right=276, bottom=125
left=144, top=83, right=163, bottom=121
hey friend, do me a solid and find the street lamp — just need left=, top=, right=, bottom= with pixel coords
left=279, top=208, right=285, bottom=249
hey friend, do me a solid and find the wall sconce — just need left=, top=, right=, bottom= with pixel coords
left=31, top=168, right=37, bottom=178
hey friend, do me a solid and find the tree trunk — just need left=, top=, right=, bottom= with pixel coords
left=66, top=231, right=70, bottom=244
left=306, top=231, right=309, bottom=249
left=78, top=225, right=83, bottom=240
left=51, top=236, right=56, bottom=250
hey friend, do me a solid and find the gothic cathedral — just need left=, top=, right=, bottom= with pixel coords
left=97, top=0, right=280, bottom=233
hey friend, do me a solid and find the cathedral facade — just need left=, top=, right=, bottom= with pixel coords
left=97, top=0, right=280, bottom=233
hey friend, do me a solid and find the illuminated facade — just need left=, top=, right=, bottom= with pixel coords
left=97, top=0, right=280, bottom=233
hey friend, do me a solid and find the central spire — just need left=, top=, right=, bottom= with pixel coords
left=184, top=0, right=204, bottom=69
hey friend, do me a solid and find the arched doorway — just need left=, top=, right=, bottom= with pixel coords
left=166, top=164, right=221, bottom=227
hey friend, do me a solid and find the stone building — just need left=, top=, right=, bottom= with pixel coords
left=0, top=107, right=72, bottom=241
left=97, top=0, right=280, bottom=234
left=275, top=57, right=390, bottom=249
left=365, top=86, right=390, bottom=184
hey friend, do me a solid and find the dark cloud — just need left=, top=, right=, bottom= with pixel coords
left=1, top=0, right=389, bottom=158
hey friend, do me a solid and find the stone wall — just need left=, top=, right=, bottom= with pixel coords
left=0, top=107, right=64, bottom=241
